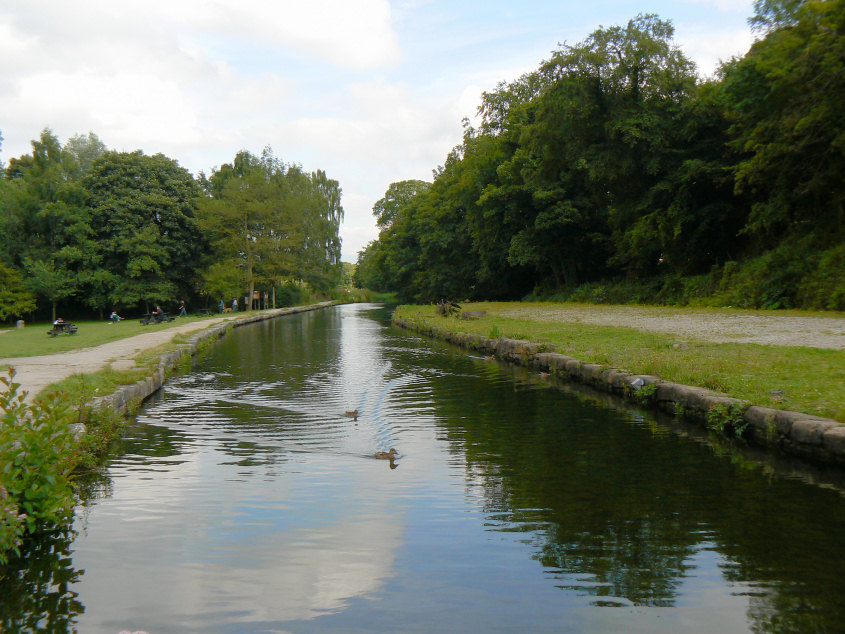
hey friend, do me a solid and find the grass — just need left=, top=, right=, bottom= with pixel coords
left=0, top=314, right=222, bottom=359
left=394, top=302, right=845, bottom=422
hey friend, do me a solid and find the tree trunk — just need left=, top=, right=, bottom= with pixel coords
left=52, top=300, right=57, bottom=322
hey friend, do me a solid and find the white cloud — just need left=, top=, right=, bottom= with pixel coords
left=676, top=25, right=755, bottom=77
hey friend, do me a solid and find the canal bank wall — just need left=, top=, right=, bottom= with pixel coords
left=89, top=301, right=336, bottom=415
left=393, top=315, right=845, bottom=467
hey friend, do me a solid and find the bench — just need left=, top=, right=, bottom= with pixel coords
left=140, top=311, right=175, bottom=325
left=47, top=322, right=78, bottom=336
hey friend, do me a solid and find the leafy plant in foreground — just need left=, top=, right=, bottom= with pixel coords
left=0, top=370, right=76, bottom=563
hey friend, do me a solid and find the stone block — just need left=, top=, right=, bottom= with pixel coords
left=744, top=406, right=779, bottom=434
left=822, top=426, right=845, bottom=456
left=790, top=419, right=838, bottom=446
left=580, top=363, right=603, bottom=383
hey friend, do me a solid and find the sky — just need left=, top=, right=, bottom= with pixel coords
left=0, top=0, right=756, bottom=263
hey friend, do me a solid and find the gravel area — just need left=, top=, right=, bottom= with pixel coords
left=496, top=305, right=845, bottom=350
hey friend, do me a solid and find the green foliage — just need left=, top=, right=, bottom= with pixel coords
left=726, top=0, right=845, bottom=247
left=356, top=7, right=845, bottom=312
left=706, top=402, right=750, bottom=438
left=197, top=149, right=343, bottom=306
left=796, top=243, right=845, bottom=311
left=85, top=150, right=206, bottom=310
left=632, top=383, right=658, bottom=407
left=274, top=281, right=308, bottom=307
left=0, top=483, right=23, bottom=564
left=1, top=130, right=341, bottom=320
left=0, top=262, right=36, bottom=321
left=373, top=180, right=431, bottom=229
left=0, top=370, right=76, bottom=561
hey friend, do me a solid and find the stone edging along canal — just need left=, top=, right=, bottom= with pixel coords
left=393, top=315, right=845, bottom=467
left=88, top=301, right=336, bottom=415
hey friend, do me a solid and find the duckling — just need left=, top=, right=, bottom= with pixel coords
left=374, top=448, right=398, bottom=460
left=344, top=409, right=358, bottom=421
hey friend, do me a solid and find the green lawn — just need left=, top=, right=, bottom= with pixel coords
left=0, top=314, right=221, bottom=359
left=394, top=303, right=845, bottom=422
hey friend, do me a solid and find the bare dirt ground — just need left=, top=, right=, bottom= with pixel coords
left=0, top=314, right=246, bottom=400
left=495, top=305, right=845, bottom=350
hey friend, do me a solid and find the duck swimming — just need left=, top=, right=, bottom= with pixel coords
left=374, top=448, right=398, bottom=460
left=345, top=409, right=358, bottom=421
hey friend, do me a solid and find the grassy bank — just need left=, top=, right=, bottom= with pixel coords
left=394, top=303, right=845, bottom=422
left=0, top=314, right=223, bottom=360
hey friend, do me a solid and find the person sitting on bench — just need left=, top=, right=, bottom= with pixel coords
left=109, top=311, right=122, bottom=324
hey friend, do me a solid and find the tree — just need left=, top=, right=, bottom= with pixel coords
left=64, top=132, right=107, bottom=178
left=0, top=261, right=36, bottom=321
left=198, top=149, right=344, bottom=307
left=198, top=152, right=271, bottom=308
left=724, top=0, right=845, bottom=248
left=85, top=151, right=206, bottom=311
left=1, top=129, right=95, bottom=317
left=373, top=180, right=430, bottom=229
left=23, top=258, right=78, bottom=322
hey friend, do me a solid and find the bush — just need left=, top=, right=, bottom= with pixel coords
left=0, top=370, right=76, bottom=563
left=797, top=243, right=845, bottom=311
left=526, top=236, right=845, bottom=311
left=274, top=282, right=309, bottom=307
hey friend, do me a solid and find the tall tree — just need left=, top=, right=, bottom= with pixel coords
left=373, top=180, right=430, bottom=229
left=198, top=151, right=272, bottom=308
left=85, top=151, right=206, bottom=311
left=724, top=0, right=845, bottom=248
left=197, top=149, right=343, bottom=306
left=2, top=129, right=94, bottom=318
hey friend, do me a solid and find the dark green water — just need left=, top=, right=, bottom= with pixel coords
left=3, top=304, right=845, bottom=632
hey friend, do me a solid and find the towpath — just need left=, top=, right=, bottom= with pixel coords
left=0, top=313, right=249, bottom=400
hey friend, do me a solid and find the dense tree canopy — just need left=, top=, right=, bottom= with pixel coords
left=196, top=148, right=343, bottom=306
left=0, top=133, right=344, bottom=320
left=357, top=4, right=845, bottom=309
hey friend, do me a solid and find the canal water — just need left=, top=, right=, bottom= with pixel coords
left=3, top=303, right=845, bottom=632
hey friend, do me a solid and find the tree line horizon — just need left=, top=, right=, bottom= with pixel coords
left=0, top=130, right=344, bottom=322
left=355, top=1, right=845, bottom=310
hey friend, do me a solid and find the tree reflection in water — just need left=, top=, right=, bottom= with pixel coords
left=429, top=358, right=845, bottom=630
left=0, top=529, right=84, bottom=632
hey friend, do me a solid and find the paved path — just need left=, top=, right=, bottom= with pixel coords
left=0, top=313, right=248, bottom=400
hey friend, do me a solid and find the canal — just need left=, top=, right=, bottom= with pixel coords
left=2, top=303, right=845, bottom=632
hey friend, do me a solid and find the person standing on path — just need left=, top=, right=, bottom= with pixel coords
left=178, top=300, right=187, bottom=317
left=232, top=298, right=238, bottom=312
left=219, top=299, right=225, bottom=314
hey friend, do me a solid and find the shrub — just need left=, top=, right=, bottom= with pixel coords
left=0, top=370, right=77, bottom=562
left=706, top=402, right=750, bottom=439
